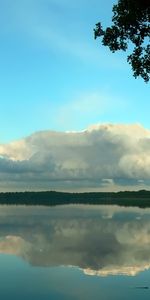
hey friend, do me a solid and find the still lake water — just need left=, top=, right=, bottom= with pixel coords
left=0, top=204, right=150, bottom=299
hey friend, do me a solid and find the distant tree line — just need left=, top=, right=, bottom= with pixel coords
left=0, top=190, right=150, bottom=208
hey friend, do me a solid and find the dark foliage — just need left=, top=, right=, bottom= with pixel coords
left=0, top=190, right=150, bottom=208
left=94, top=0, right=150, bottom=82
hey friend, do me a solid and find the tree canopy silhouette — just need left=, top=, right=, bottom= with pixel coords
left=94, top=0, right=150, bottom=82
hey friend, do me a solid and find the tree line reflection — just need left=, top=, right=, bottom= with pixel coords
left=0, top=190, right=150, bottom=208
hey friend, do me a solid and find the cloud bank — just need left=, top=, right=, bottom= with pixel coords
left=0, top=123, right=150, bottom=191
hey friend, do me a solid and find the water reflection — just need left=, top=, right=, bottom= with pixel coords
left=0, top=205, right=150, bottom=277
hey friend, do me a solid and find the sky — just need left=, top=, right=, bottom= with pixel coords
left=0, top=0, right=150, bottom=191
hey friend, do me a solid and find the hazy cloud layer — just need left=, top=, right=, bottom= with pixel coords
left=0, top=123, right=150, bottom=191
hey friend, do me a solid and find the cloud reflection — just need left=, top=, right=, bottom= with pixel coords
left=0, top=205, right=150, bottom=276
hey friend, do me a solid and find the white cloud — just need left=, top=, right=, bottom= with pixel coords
left=0, top=123, right=150, bottom=191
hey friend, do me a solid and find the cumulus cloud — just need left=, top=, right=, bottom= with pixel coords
left=0, top=123, right=150, bottom=191
left=0, top=205, right=150, bottom=276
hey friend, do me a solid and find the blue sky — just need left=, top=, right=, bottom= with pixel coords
left=0, top=0, right=149, bottom=143
left=0, top=0, right=150, bottom=192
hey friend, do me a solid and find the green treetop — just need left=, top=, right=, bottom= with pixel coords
left=94, top=0, right=150, bottom=82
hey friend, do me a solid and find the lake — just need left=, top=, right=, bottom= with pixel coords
left=0, top=204, right=150, bottom=299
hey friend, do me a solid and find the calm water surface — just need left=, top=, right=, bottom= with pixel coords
left=0, top=204, right=150, bottom=299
